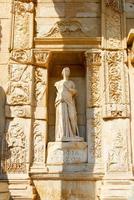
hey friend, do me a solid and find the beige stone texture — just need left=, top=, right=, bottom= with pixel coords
left=33, top=180, right=97, bottom=200
left=0, top=0, right=134, bottom=199
left=47, top=142, right=88, bottom=164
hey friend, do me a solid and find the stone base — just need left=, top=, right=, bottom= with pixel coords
left=33, top=179, right=97, bottom=200
left=101, top=179, right=134, bottom=200
left=47, top=142, right=88, bottom=165
left=0, top=179, right=35, bottom=200
left=0, top=182, right=10, bottom=200
left=56, top=136, right=84, bottom=142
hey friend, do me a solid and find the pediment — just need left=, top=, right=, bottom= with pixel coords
left=40, top=20, right=89, bottom=38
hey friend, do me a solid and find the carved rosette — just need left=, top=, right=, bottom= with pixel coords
left=103, top=50, right=129, bottom=118
left=85, top=51, right=102, bottom=107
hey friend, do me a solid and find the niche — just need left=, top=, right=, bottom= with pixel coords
left=48, top=52, right=86, bottom=142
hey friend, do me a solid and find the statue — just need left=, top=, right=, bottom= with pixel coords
left=54, top=67, right=83, bottom=142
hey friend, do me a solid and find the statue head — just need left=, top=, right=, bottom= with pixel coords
left=62, top=67, right=70, bottom=79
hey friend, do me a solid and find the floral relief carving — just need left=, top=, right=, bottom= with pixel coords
left=3, top=119, right=26, bottom=173
left=87, top=109, right=102, bottom=161
left=34, top=68, right=47, bottom=102
left=85, top=51, right=101, bottom=107
left=103, top=51, right=129, bottom=118
left=107, top=51, right=122, bottom=103
left=33, top=120, right=46, bottom=164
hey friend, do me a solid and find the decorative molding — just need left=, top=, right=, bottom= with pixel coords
left=33, top=50, right=51, bottom=67
left=10, top=49, right=51, bottom=67
left=41, top=20, right=89, bottom=38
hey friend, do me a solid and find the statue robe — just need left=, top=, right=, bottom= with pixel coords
left=55, top=80, right=79, bottom=141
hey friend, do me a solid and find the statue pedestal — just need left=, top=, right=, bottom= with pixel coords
left=56, top=136, right=84, bottom=142
left=47, top=142, right=88, bottom=165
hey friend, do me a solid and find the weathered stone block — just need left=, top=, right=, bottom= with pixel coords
left=47, top=142, right=88, bottom=164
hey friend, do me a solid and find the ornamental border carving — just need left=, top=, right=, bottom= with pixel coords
left=10, top=49, right=51, bottom=67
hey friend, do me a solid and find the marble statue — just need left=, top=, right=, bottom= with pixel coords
left=54, top=67, right=83, bottom=142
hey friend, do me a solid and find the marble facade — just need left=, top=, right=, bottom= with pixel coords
left=0, top=0, right=134, bottom=199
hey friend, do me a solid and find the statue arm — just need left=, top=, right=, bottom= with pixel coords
left=69, top=81, right=77, bottom=96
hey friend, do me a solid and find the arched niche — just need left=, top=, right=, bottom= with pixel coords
left=47, top=51, right=86, bottom=142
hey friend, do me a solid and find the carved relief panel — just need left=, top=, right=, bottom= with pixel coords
left=7, top=64, right=33, bottom=106
left=32, top=67, right=48, bottom=169
left=103, top=50, right=129, bottom=119
left=85, top=50, right=103, bottom=166
left=11, top=0, right=35, bottom=50
left=2, top=118, right=30, bottom=173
